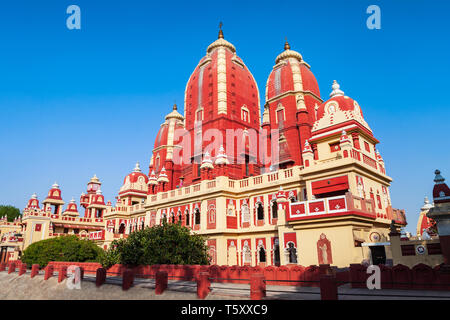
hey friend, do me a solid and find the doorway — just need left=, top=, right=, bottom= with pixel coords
left=369, top=245, right=386, bottom=265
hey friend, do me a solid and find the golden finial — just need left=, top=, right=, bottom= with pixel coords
left=173, top=102, right=177, bottom=111
left=284, top=37, right=290, bottom=50
left=218, top=21, right=224, bottom=39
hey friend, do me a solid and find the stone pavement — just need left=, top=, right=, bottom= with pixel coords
left=2, top=271, right=450, bottom=300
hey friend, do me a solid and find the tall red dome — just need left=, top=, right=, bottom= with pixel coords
left=184, top=29, right=260, bottom=131
left=262, top=41, right=322, bottom=169
left=181, top=28, right=262, bottom=185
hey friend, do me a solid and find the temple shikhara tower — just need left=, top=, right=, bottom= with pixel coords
left=1, top=27, right=408, bottom=267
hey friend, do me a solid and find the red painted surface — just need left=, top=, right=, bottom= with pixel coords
left=155, top=271, right=168, bottom=294
left=197, top=272, right=211, bottom=299
left=250, top=273, right=266, bottom=300
left=311, top=175, right=349, bottom=195
left=320, top=274, right=338, bottom=300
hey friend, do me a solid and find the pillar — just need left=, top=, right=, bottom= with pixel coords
left=8, top=262, right=16, bottom=274
left=96, top=268, right=106, bottom=287
left=44, top=265, right=54, bottom=280
left=122, top=269, right=134, bottom=291
left=58, top=266, right=67, bottom=283
left=155, top=271, right=168, bottom=295
left=351, top=132, right=360, bottom=150
left=19, top=263, right=27, bottom=276
left=31, top=264, right=39, bottom=278
left=250, top=273, right=266, bottom=300
left=197, top=272, right=211, bottom=299
left=320, top=274, right=338, bottom=300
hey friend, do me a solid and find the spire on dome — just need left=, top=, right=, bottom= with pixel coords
left=275, top=40, right=304, bottom=64
left=431, top=169, right=450, bottom=204
left=165, top=103, right=184, bottom=121
left=52, top=182, right=59, bottom=189
left=134, top=162, right=141, bottom=173
left=421, top=196, right=434, bottom=210
left=218, top=21, right=224, bottom=39
left=434, top=169, right=445, bottom=184
left=70, top=197, right=76, bottom=203
left=90, top=174, right=100, bottom=183
left=284, top=38, right=290, bottom=51
left=31, top=193, right=38, bottom=199
left=207, top=23, right=236, bottom=54
left=330, top=80, right=345, bottom=98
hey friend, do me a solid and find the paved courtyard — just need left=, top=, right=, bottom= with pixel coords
left=1, top=272, right=450, bottom=300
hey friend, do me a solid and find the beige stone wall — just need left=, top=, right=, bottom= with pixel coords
left=390, top=234, right=444, bottom=268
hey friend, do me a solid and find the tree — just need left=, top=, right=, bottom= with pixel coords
left=0, top=205, right=21, bottom=222
left=21, top=235, right=103, bottom=267
left=100, top=221, right=210, bottom=268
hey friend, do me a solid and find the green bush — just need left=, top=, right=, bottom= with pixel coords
left=21, top=235, right=103, bottom=267
left=100, top=222, right=210, bottom=268
left=98, top=238, right=125, bottom=269
left=0, top=205, right=21, bottom=222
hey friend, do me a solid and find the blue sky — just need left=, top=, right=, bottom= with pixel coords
left=0, top=0, right=448, bottom=233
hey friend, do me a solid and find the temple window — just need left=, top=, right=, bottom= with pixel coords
left=256, top=203, right=264, bottom=220
left=155, top=156, right=160, bottom=172
left=242, top=203, right=250, bottom=223
left=241, top=105, right=250, bottom=122
left=271, top=201, right=278, bottom=219
left=196, top=108, right=203, bottom=122
left=185, top=210, right=190, bottom=226
left=258, top=245, right=266, bottom=263
left=275, top=103, right=285, bottom=124
left=194, top=208, right=201, bottom=225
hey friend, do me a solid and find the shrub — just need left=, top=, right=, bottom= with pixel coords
left=21, top=235, right=103, bottom=267
left=100, top=222, right=210, bottom=268
left=0, top=205, right=21, bottom=222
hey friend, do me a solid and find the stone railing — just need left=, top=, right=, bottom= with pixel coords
left=148, top=167, right=302, bottom=204
left=23, top=209, right=103, bottom=225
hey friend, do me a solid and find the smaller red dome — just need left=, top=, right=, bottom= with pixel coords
left=432, top=170, right=450, bottom=204
left=316, top=95, right=361, bottom=121
left=123, top=162, right=149, bottom=185
left=45, top=182, right=63, bottom=201
left=26, top=193, right=40, bottom=209
left=312, top=81, right=371, bottom=134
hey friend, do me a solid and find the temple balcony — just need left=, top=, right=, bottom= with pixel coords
left=147, top=166, right=302, bottom=204
left=286, top=192, right=406, bottom=225
left=312, top=148, right=387, bottom=176
left=105, top=202, right=146, bottom=216
left=22, top=209, right=104, bottom=225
